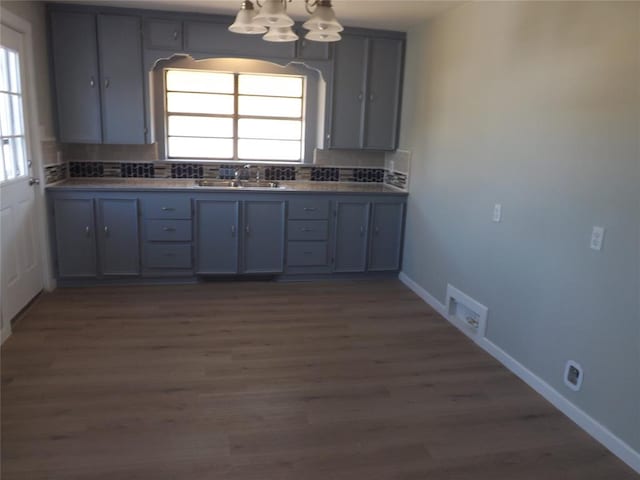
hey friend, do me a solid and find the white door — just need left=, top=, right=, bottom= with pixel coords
left=0, top=23, right=42, bottom=342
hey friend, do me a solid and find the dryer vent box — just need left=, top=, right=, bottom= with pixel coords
left=446, top=285, right=488, bottom=341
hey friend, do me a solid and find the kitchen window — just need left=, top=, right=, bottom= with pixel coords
left=0, top=45, right=27, bottom=182
left=165, top=69, right=305, bottom=162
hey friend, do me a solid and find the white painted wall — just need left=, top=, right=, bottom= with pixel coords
left=400, top=0, right=640, bottom=455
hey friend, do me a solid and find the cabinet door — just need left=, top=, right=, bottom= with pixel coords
left=184, top=21, right=294, bottom=58
left=98, top=15, right=146, bottom=144
left=144, top=19, right=182, bottom=50
left=328, top=35, right=367, bottom=149
left=50, top=12, right=101, bottom=143
left=333, top=202, right=370, bottom=273
left=97, top=199, right=140, bottom=276
left=243, top=201, right=285, bottom=274
left=364, top=38, right=404, bottom=150
left=368, top=202, right=404, bottom=271
left=53, top=198, right=97, bottom=278
left=196, top=200, right=239, bottom=275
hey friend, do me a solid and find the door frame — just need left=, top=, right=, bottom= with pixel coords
left=1, top=8, right=56, bottom=342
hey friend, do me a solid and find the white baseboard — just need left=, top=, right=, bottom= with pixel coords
left=398, top=271, right=640, bottom=474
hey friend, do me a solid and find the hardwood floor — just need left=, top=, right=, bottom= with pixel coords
left=1, top=280, right=636, bottom=479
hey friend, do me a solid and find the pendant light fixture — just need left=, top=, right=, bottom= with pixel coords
left=229, top=0, right=343, bottom=43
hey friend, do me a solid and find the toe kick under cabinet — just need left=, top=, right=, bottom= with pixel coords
left=48, top=189, right=406, bottom=285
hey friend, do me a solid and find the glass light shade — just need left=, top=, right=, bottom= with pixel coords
left=305, top=30, right=341, bottom=42
left=228, top=8, right=267, bottom=34
left=302, top=5, right=343, bottom=33
left=253, top=0, right=294, bottom=27
left=263, top=27, right=299, bottom=43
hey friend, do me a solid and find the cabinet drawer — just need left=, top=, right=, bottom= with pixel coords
left=141, top=195, right=191, bottom=219
left=144, top=244, right=192, bottom=269
left=287, top=242, right=328, bottom=267
left=146, top=219, right=192, bottom=242
left=287, top=220, right=328, bottom=241
left=288, top=199, right=330, bottom=220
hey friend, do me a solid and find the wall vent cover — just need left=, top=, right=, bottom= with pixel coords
left=446, top=285, right=489, bottom=341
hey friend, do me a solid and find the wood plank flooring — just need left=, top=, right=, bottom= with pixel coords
left=1, top=280, right=637, bottom=479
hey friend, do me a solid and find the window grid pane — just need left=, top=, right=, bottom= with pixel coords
left=0, top=46, right=27, bottom=183
left=165, top=68, right=304, bottom=161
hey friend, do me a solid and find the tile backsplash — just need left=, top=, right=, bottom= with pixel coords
left=48, top=144, right=411, bottom=191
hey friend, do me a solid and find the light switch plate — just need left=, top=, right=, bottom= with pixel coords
left=492, top=203, right=502, bottom=223
left=590, top=226, right=605, bottom=251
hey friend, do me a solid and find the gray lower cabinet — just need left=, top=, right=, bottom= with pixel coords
left=333, top=201, right=371, bottom=273
left=242, top=201, right=286, bottom=274
left=196, top=200, right=240, bottom=275
left=53, top=198, right=98, bottom=278
left=195, top=199, right=285, bottom=275
left=53, top=196, right=140, bottom=278
left=96, top=199, right=141, bottom=276
left=368, top=202, right=405, bottom=271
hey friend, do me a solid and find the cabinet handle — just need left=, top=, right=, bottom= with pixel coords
left=231, top=225, right=236, bottom=236
left=358, top=92, right=363, bottom=101
left=162, top=227, right=176, bottom=232
left=303, top=207, right=317, bottom=212
left=301, top=228, right=315, bottom=232
left=303, top=251, right=313, bottom=255
left=360, top=226, right=365, bottom=236
left=104, top=78, right=110, bottom=89
left=370, top=93, right=375, bottom=102
left=103, top=226, right=109, bottom=235
left=245, top=225, right=250, bottom=235
left=85, top=226, right=91, bottom=236
left=161, top=206, right=174, bottom=211
left=164, top=252, right=175, bottom=257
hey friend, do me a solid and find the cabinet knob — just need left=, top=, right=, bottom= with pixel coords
left=303, top=207, right=317, bottom=212
left=358, top=92, right=363, bottom=101
left=374, top=227, right=380, bottom=235
left=104, top=78, right=110, bottom=89
left=89, top=76, right=95, bottom=88
left=103, top=226, right=109, bottom=235
left=360, top=226, right=365, bottom=236
left=369, top=93, right=375, bottom=102
left=231, top=225, right=236, bottom=236
left=161, top=206, right=174, bottom=211
left=85, top=226, right=91, bottom=236
left=173, top=30, right=178, bottom=40
left=245, top=225, right=250, bottom=235
left=162, top=227, right=175, bottom=232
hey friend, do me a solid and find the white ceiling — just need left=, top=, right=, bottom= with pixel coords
left=53, top=0, right=462, bottom=31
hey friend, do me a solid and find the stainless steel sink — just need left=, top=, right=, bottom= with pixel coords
left=195, top=179, right=287, bottom=190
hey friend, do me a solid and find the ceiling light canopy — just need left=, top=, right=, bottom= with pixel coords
left=229, top=0, right=343, bottom=43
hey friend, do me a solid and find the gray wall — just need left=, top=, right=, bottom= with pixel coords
left=400, top=1, right=640, bottom=452
left=2, top=0, right=54, bottom=139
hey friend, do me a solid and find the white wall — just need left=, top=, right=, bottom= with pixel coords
left=2, top=0, right=54, bottom=138
left=400, top=1, right=640, bottom=453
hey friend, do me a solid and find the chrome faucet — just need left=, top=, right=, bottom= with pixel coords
left=232, top=164, right=253, bottom=187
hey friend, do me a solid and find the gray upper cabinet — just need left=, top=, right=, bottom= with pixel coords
left=296, top=37, right=330, bottom=60
left=50, top=12, right=102, bottom=143
left=327, top=35, right=367, bottom=149
left=98, top=15, right=146, bottom=144
left=49, top=10, right=146, bottom=144
left=144, top=19, right=183, bottom=50
left=368, top=202, right=404, bottom=271
left=196, top=200, right=240, bottom=275
left=53, top=198, right=97, bottom=278
left=333, top=201, right=370, bottom=273
left=363, top=38, right=404, bottom=150
left=328, top=34, right=404, bottom=151
left=96, top=199, right=141, bottom=276
left=184, top=21, right=295, bottom=59
left=243, top=201, right=286, bottom=274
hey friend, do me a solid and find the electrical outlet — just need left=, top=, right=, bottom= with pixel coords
left=492, top=203, right=502, bottom=223
left=564, top=360, right=583, bottom=391
left=590, top=226, right=605, bottom=251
